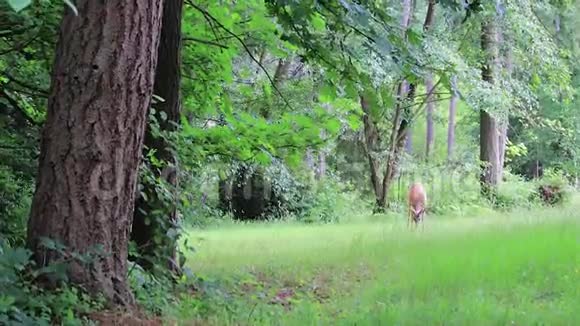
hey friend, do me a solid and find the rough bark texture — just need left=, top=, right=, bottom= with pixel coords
left=480, top=19, right=500, bottom=197
left=132, top=0, right=183, bottom=275
left=26, top=0, right=164, bottom=306
left=447, top=89, right=458, bottom=160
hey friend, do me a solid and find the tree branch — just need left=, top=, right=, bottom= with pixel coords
left=183, top=36, right=229, bottom=49
left=185, top=0, right=294, bottom=111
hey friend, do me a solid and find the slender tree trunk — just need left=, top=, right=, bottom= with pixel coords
left=132, top=0, right=183, bottom=274
left=27, top=0, right=164, bottom=306
left=400, top=0, right=413, bottom=156
left=360, top=95, right=384, bottom=209
left=316, top=129, right=327, bottom=180
left=498, top=123, right=508, bottom=179
left=424, top=0, right=436, bottom=160
left=447, top=85, right=458, bottom=160
left=496, top=28, right=511, bottom=181
left=480, top=18, right=500, bottom=197
left=376, top=0, right=435, bottom=209
left=273, top=58, right=292, bottom=86
left=425, top=76, right=435, bottom=159
left=402, top=81, right=413, bottom=154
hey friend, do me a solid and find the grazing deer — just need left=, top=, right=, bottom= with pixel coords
left=407, top=183, right=427, bottom=229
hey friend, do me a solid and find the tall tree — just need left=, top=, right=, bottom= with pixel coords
left=424, top=0, right=436, bottom=160
left=26, top=0, right=164, bottom=306
left=132, top=0, right=184, bottom=274
left=479, top=16, right=501, bottom=197
left=497, top=32, right=511, bottom=179
left=400, top=0, right=414, bottom=154
left=447, top=76, right=458, bottom=161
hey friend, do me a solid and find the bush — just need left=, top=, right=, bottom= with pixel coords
left=0, top=167, right=32, bottom=246
left=298, top=176, right=371, bottom=223
left=495, top=171, right=538, bottom=210
left=0, top=241, right=104, bottom=325
left=535, top=169, right=570, bottom=206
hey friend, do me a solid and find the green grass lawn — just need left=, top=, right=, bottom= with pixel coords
left=179, top=205, right=580, bottom=325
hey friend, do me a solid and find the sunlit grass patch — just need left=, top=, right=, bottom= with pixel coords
left=179, top=203, right=580, bottom=325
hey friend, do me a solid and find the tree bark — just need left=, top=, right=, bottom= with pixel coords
left=360, top=96, right=384, bottom=208
left=27, top=0, right=164, bottom=306
left=497, top=29, right=511, bottom=181
left=273, top=58, right=292, bottom=87
left=402, top=81, right=413, bottom=154
left=480, top=18, right=500, bottom=197
left=423, top=0, right=436, bottom=160
left=362, top=0, right=437, bottom=211
left=447, top=86, right=458, bottom=160
left=132, top=0, right=183, bottom=275
left=400, top=0, right=414, bottom=156
left=425, top=76, right=435, bottom=159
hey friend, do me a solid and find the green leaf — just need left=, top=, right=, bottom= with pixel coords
left=406, top=28, right=422, bottom=46
left=311, top=13, right=326, bottom=32
left=324, top=118, right=341, bottom=134
left=255, top=152, right=271, bottom=165
left=7, top=0, right=31, bottom=12
left=347, top=114, right=362, bottom=130
left=319, top=83, right=336, bottom=102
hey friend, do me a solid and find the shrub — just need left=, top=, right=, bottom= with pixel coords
left=495, top=171, right=538, bottom=210
left=0, top=241, right=103, bottom=325
left=298, top=175, right=371, bottom=223
left=0, top=167, right=32, bottom=246
left=535, top=169, right=570, bottom=206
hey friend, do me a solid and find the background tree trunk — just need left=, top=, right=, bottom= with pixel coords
left=424, top=0, right=436, bottom=160
left=26, top=0, right=164, bottom=306
left=132, top=0, right=183, bottom=274
left=447, top=83, right=458, bottom=161
left=400, top=0, right=413, bottom=156
left=360, top=95, right=384, bottom=209
left=497, top=30, right=511, bottom=180
left=480, top=18, right=500, bottom=197
left=425, top=76, right=435, bottom=159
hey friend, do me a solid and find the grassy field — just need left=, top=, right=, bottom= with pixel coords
left=180, top=205, right=580, bottom=325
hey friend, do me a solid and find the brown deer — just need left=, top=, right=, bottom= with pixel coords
left=407, top=182, right=427, bottom=229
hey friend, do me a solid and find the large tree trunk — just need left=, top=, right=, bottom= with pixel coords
left=480, top=19, right=500, bottom=197
left=26, top=0, right=163, bottom=306
left=132, top=0, right=183, bottom=275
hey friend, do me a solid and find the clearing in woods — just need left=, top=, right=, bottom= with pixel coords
left=182, top=203, right=580, bottom=325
